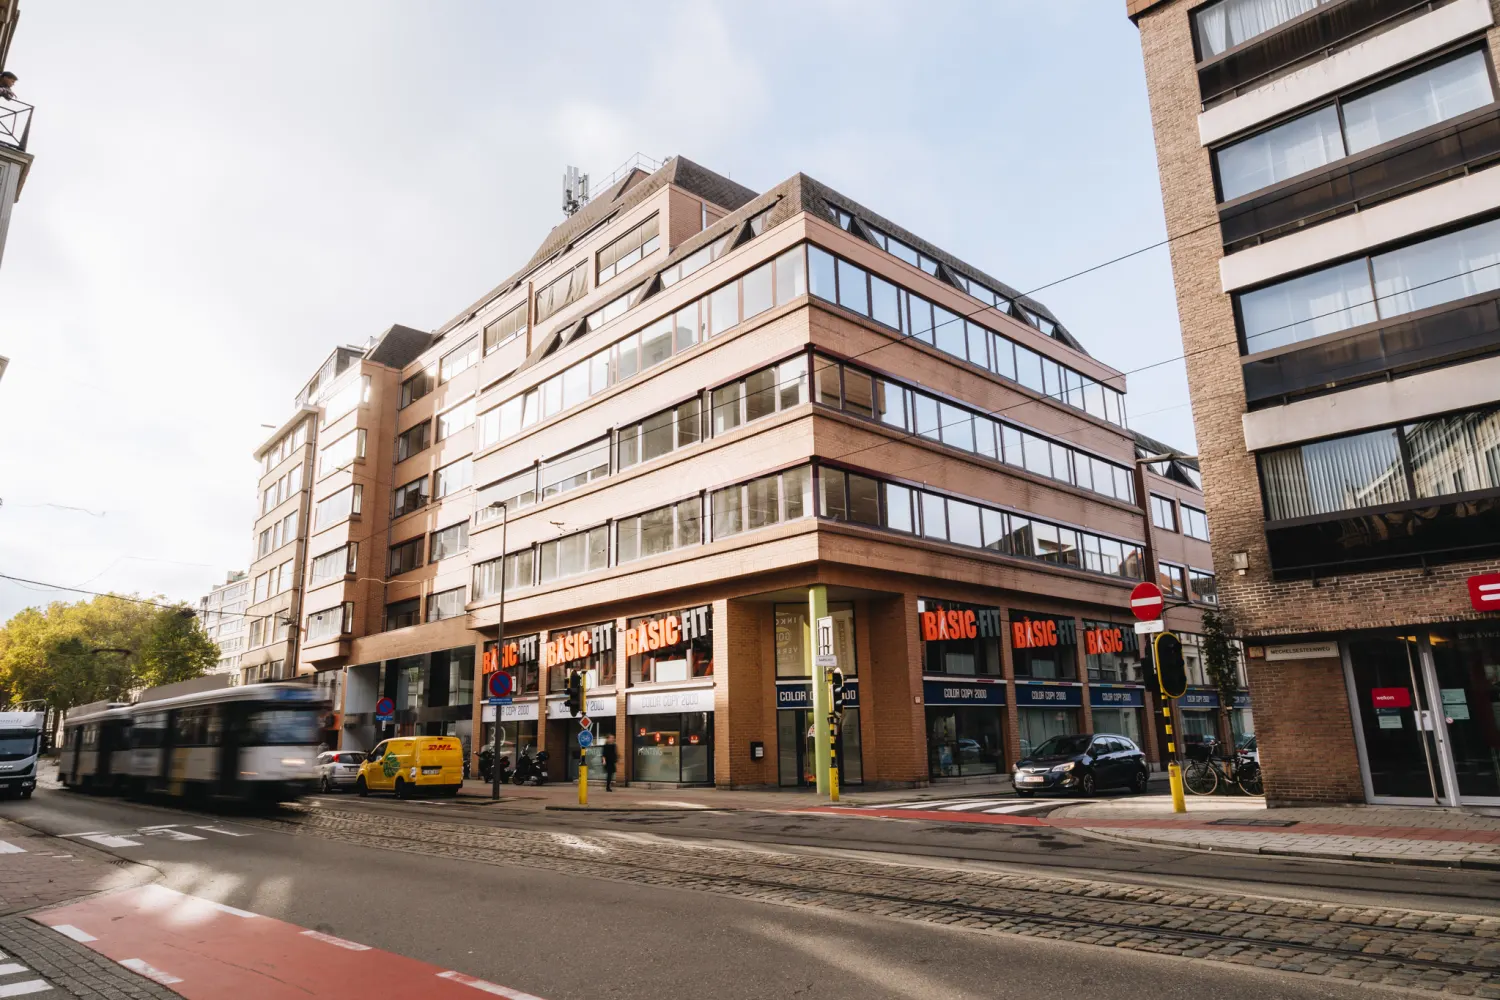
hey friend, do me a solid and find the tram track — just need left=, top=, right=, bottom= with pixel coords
left=256, top=807, right=1500, bottom=994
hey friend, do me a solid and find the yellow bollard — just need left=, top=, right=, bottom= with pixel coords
left=1168, top=762, right=1186, bottom=813
left=579, top=752, right=588, bottom=807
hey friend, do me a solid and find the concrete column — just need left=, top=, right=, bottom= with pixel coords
left=866, top=593, right=926, bottom=786
left=614, top=616, right=629, bottom=785
left=1075, top=616, right=1094, bottom=736
left=714, top=599, right=772, bottom=789
left=1001, top=611, right=1021, bottom=768
left=470, top=635, right=486, bottom=775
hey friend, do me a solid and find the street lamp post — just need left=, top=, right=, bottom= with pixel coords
left=490, top=500, right=508, bottom=802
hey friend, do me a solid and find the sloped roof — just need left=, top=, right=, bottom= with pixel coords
left=364, top=323, right=434, bottom=369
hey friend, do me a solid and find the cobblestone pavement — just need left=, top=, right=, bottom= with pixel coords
left=257, top=807, right=1500, bottom=997
left=0, top=916, right=181, bottom=1000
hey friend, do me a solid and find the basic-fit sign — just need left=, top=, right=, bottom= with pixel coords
left=1010, top=614, right=1076, bottom=649
left=919, top=604, right=1002, bottom=641
left=543, top=623, right=615, bottom=668
left=623, top=605, right=710, bottom=657
left=483, top=634, right=540, bottom=672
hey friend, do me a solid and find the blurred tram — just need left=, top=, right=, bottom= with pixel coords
left=61, top=677, right=324, bottom=803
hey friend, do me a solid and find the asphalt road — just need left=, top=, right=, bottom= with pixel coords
left=3, top=788, right=1461, bottom=1000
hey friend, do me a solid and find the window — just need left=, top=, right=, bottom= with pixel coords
left=439, top=337, right=479, bottom=384
left=472, top=550, right=534, bottom=599
left=1181, top=505, right=1210, bottom=541
left=1189, top=569, right=1218, bottom=605
left=436, top=398, right=475, bottom=440
left=711, top=465, right=812, bottom=540
left=253, top=573, right=269, bottom=603
left=385, top=598, right=420, bottom=631
left=538, top=438, right=608, bottom=499
left=429, top=521, right=469, bottom=562
left=586, top=286, right=640, bottom=333
left=1158, top=562, right=1188, bottom=600
left=618, top=398, right=701, bottom=469
left=617, top=498, right=702, bottom=563
left=319, top=429, right=365, bottom=477
left=310, top=544, right=355, bottom=585
left=426, top=587, right=466, bottom=623
left=313, top=485, right=361, bottom=531
left=1215, top=50, right=1494, bottom=202
left=534, top=262, right=588, bottom=323
left=258, top=527, right=273, bottom=558
left=275, top=558, right=295, bottom=595
left=538, top=525, right=609, bottom=584
left=433, top=458, right=472, bottom=499
left=392, top=477, right=429, bottom=518
left=475, top=469, right=537, bottom=527
left=395, top=421, right=430, bottom=463
left=1150, top=494, right=1178, bottom=532
left=597, top=214, right=660, bottom=283
left=389, top=537, right=424, bottom=576
left=483, top=302, right=527, bottom=355
left=307, top=602, right=353, bottom=642
left=711, top=360, right=807, bottom=436
left=400, top=364, right=436, bottom=409
left=1193, top=0, right=1324, bottom=59
left=659, top=230, right=734, bottom=288
left=322, top=375, right=370, bottom=426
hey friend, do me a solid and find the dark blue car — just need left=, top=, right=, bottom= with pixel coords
left=1012, top=733, right=1149, bottom=797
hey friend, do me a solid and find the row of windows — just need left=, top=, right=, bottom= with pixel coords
left=483, top=302, right=528, bottom=356
left=806, top=245, right=1128, bottom=428
left=389, top=520, right=470, bottom=577
left=1149, top=493, right=1210, bottom=541
left=247, top=614, right=290, bottom=650
left=1215, top=48, right=1493, bottom=203
left=466, top=462, right=1149, bottom=599
left=597, top=213, right=661, bottom=284
left=535, top=262, right=589, bottom=325
left=310, top=543, right=357, bottom=585
left=394, top=397, right=477, bottom=465
left=385, top=587, right=466, bottom=630
left=400, top=336, right=482, bottom=412
left=260, top=418, right=310, bottom=474
left=810, top=354, right=1137, bottom=505
left=322, top=375, right=370, bottom=428
left=261, top=463, right=303, bottom=514
left=257, top=508, right=299, bottom=558
left=313, top=484, right=362, bottom=532
left=392, top=459, right=472, bottom=519
left=318, top=428, right=366, bottom=479
left=1158, top=561, right=1219, bottom=605
left=252, top=558, right=296, bottom=604
left=306, top=602, right=354, bottom=643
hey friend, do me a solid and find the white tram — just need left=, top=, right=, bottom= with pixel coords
left=61, top=678, right=325, bottom=803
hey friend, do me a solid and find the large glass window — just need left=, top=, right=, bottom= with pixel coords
left=389, top=537, right=423, bottom=576
left=1083, top=621, right=1142, bottom=683
left=1009, top=611, right=1077, bottom=680
left=711, top=466, right=812, bottom=541
left=1260, top=426, right=1409, bottom=520
left=472, top=550, right=534, bottom=599
left=927, top=707, right=1005, bottom=778
left=307, top=603, right=352, bottom=643
left=1181, top=505, right=1211, bottom=540
left=619, top=398, right=701, bottom=469
left=711, top=360, right=807, bottom=436
left=318, top=429, right=365, bottom=477
left=395, top=421, right=429, bottom=463
left=426, top=587, right=466, bottom=623
left=313, top=485, right=361, bottom=531
left=540, top=438, right=608, bottom=499
left=628, top=605, right=713, bottom=684
left=538, top=525, right=609, bottom=584
left=917, top=599, right=1001, bottom=676
left=597, top=213, right=661, bottom=283
left=439, top=337, right=479, bottom=383
left=309, top=544, right=355, bottom=585
left=1343, top=50, right=1493, bottom=155
left=475, top=469, right=537, bottom=527
left=632, top=712, right=713, bottom=783
left=1194, top=0, right=1324, bottom=59
left=534, top=262, right=588, bottom=324
left=433, top=458, right=472, bottom=499
left=1239, top=259, right=1377, bottom=353
left=436, top=398, right=475, bottom=441
left=385, top=598, right=420, bottom=631
left=429, top=521, right=469, bottom=561
left=1217, top=106, right=1344, bottom=202
left=617, top=498, right=702, bottom=564
left=483, top=302, right=527, bottom=355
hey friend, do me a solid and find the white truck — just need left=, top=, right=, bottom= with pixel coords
left=0, top=710, right=45, bottom=799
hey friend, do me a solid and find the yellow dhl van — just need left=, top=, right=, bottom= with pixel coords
left=355, top=736, right=464, bottom=799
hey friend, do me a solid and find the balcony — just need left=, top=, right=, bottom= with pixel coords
left=0, top=97, right=31, bottom=152
left=1220, top=106, right=1500, bottom=252
left=1265, top=491, right=1500, bottom=578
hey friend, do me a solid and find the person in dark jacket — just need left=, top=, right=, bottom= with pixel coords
left=601, top=735, right=618, bottom=791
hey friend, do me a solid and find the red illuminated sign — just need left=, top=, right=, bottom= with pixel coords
left=918, top=604, right=1002, bottom=642
left=1084, top=627, right=1125, bottom=656
left=1011, top=617, right=1060, bottom=650
left=1371, top=687, right=1411, bottom=709
left=624, top=605, right=710, bottom=657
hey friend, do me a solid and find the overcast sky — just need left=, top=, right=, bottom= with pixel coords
left=0, top=1, right=1187, bottom=621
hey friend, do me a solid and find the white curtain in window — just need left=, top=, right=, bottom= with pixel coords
left=1260, top=428, right=1408, bottom=520
left=1195, top=0, right=1322, bottom=58
left=1343, top=51, right=1494, bottom=155
left=1372, top=217, right=1500, bottom=318
left=1216, top=105, right=1344, bottom=201
left=1239, top=259, right=1376, bottom=353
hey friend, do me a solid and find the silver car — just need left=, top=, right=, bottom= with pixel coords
left=317, top=750, right=366, bottom=793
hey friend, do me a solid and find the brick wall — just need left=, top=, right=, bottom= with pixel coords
left=1251, top=655, right=1365, bottom=805
left=715, top=599, right=775, bottom=788
left=865, top=593, right=926, bottom=785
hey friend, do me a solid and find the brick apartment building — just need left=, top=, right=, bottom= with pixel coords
left=244, top=155, right=1229, bottom=788
left=1130, top=0, right=1500, bottom=806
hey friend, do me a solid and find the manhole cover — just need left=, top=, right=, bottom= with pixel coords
left=1207, top=818, right=1298, bottom=827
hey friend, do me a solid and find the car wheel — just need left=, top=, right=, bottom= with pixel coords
left=1079, top=772, right=1096, bottom=796
left=1131, top=768, right=1149, bottom=794
left=355, top=776, right=368, bottom=798
left=1015, top=789, right=1034, bottom=798
left=320, top=775, right=331, bottom=794
left=394, top=778, right=409, bottom=800
left=20, top=787, right=32, bottom=799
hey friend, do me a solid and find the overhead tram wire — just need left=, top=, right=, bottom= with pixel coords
left=0, top=572, right=289, bottom=629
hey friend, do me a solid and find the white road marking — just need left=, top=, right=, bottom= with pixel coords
left=0, top=964, right=28, bottom=976
left=119, top=959, right=182, bottom=986
left=0, top=841, right=24, bottom=854
left=193, top=826, right=250, bottom=837
left=938, top=799, right=1007, bottom=811
left=136, top=884, right=258, bottom=918
left=548, top=833, right=607, bottom=854
left=436, top=970, right=547, bottom=998
left=48, top=925, right=96, bottom=943
left=68, top=834, right=140, bottom=849
left=140, top=828, right=205, bottom=842
left=0, top=980, right=52, bottom=997
left=299, top=930, right=370, bottom=951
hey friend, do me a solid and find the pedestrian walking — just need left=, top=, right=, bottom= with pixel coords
left=601, top=735, right=618, bottom=792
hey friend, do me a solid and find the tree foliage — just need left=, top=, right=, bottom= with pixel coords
left=0, top=594, right=217, bottom=713
left=1200, top=607, right=1242, bottom=729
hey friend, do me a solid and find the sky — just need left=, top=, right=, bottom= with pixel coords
left=0, top=0, right=1187, bottom=622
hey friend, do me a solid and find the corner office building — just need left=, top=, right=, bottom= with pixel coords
left=1130, top=0, right=1500, bottom=806
left=281, top=156, right=1229, bottom=788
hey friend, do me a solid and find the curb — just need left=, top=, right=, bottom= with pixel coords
left=1079, top=827, right=1500, bottom=871
left=544, top=804, right=740, bottom=813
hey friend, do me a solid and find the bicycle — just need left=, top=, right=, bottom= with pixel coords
left=1182, top=751, right=1263, bottom=796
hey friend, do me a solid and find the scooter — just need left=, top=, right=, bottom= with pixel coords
left=477, top=744, right=512, bottom=785
left=511, top=745, right=549, bottom=785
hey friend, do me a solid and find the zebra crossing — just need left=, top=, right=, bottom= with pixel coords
left=866, top=796, right=1102, bottom=815
left=56, top=822, right=253, bottom=850
left=0, top=949, right=54, bottom=997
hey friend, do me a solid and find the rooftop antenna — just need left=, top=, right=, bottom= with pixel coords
left=562, top=166, right=590, bottom=218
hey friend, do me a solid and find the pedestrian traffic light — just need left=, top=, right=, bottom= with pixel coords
left=564, top=671, right=584, bottom=716
left=1154, top=632, right=1187, bottom=699
left=830, top=668, right=846, bottom=716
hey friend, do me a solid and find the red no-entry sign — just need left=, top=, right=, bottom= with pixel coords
left=1129, top=582, right=1164, bottom=621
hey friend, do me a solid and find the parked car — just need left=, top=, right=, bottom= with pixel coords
left=1012, top=733, right=1149, bottom=797
left=317, top=751, right=366, bottom=793
left=1236, top=734, right=1258, bottom=762
left=355, top=736, right=465, bottom=799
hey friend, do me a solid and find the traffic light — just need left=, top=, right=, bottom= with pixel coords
left=830, top=668, right=846, bottom=716
left=1154, top=632, right=1187, bottom=699
left=564, top=671, right=584, bottom=717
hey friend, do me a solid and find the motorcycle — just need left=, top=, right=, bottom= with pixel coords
left=511, top=745, right=549, bottom=785
left=477, top=744, right=512, bottom=785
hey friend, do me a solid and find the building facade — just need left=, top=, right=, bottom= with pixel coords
left=286, top=157, right=1227, bottom=787
left=0, top=0, right=30, bottom=276
left=197, top=571, right=249, bottom=677
left=1130, top=0, right=1500, bottom=806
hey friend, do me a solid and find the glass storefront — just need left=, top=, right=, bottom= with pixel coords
left=1083, top=621, right=1143, bottom=684
left=1428, top=630, right=1500, bottom=800
left=628, top=605, right=713, bottom=683
left=1090, top=685, right=1146, bottom=747
left=917, top=599, right=1002, bottom=676
left=483, top=634, right=541, bottom=696
left=774, top=602, right=855, bottom=678
left=922, top=680, right=1007, bottom=778
left=1015, top=683, right=1082, bottom=758
left=483, top=717, right=538, bottom=770
left=775, top=677, right=863, bottom=786
left=632, top=712, right=713, bottom=783
left=1010, top=610, right=1078, bottom=680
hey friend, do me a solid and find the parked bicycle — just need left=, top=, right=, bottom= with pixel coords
left=1182, top=750, right=1263, bottom=796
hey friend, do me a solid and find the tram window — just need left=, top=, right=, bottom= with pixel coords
left=132, top=713, right=167, bottom=749
left=244, top=708, right=321, bottom=746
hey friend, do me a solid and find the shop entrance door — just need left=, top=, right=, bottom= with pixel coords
left=777, top=709, right=815, bottom=787
left=1345, top=633, right=1500, bottom=806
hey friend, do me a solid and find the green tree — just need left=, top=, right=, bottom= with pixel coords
left=136, top=607, right=219, bottom=689
left=1201, top=607, right=1242, bottom=738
